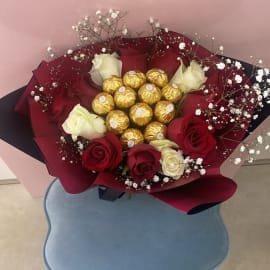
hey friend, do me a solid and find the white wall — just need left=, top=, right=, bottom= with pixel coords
left=0, top=157, right=17, bottom=182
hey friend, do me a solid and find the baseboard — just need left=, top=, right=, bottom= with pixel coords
left=0, top=178, right=19, bottom=185
left=243, top=159, right=270, bottom=166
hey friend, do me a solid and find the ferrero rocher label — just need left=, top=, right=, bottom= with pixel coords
left=106, top=110, right=129, bottom=135
left=144, top=121, right=167, bottom=142
left=123, top=70, right=146, bottom=89
left=138, top=83, right=161, bottom=105
left=120, top=128, right=144, bottom=148
left=146, top=68, right=168, bottom=88
left=154, top=101, right=175, bottom=124
left=92, top=92, right=115, bottom=115
left=161, top=83, right=183, bottom=103
left=129, top=103, right=153, bottom=126
left=102, top=76, right=123, bottom=94
left=114, top=86, right=137, bottom=108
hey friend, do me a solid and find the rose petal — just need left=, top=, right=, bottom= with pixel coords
left=120, top=54, right=148, bottom=74
left=148, top=49, right=181, bottom=78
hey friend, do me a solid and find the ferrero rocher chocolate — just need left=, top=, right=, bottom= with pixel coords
left=144, top=121, right=167, bottom=142
left=146, top=68, right=168, bottom=88
left=114, top=86, right=137, bottom=108
left=161, top=83, right=183, bottom=103
left=138, top=83, right=161, bottom=105
left=120, top=128, right=144, bottom=148
left=102, top=76, right=123, bottom=94
left=129, top=103, right=153, bottom=126
left=123, top=70, right=146, bottom=89
left=106, top=110, right=129, bottom=135
left=92, top=92, right=115, bottom=115
left=154, top=101, right=175, bottom=124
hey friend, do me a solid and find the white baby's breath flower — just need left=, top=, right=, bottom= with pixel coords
left=256, top=75, right=263, bottom=83
left=149, top=17, right=154, bottom=24
left=178, top=42, right=186, bottom=50
left=90, top=53, right=122, bottom=85
left=234, top=157, right=242, bottom=165
left=62, top=104, right=106, bottom=140
left=195, top=109, right=201, bottom=116
left=122, top=27, right=128, bottom=35
left=216, top=62, right=225, bottom=70
left=257, top=69, right=264, bottom=76
left=111, top=12, right=118, bottom=19
left=235, top=74, right=243, bottom=83
left=234, top=61, right=242, bottom=69
left=170, top=60, right=207, bottom=93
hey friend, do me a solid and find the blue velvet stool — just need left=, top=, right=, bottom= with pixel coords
left=43, top=180, right=229, bottom=270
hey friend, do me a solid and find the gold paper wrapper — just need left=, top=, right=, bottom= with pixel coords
left=146, top=68, right=168, bottom=88
left=138, top=83, right=161, bottom=105
left=123, top=70, right=146, bottom=89
left=92, top=92, right=115, bottom=115
left=161, top=83, right=183, bottom=103
left=154, top=101, right=175, bottom=124
left=114, top=86, right=137, bottom=108
left=106, top=110, right=129, bottom=135
left=120, top=128, right=144, bottom=148
left=144, top=121, right=167, bottom=142
left=102, top=76, right=123, bottom=94
left=129, top=103, right=153, bottom=126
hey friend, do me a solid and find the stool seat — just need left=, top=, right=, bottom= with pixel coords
left=43, top=180, right=228, bottom=270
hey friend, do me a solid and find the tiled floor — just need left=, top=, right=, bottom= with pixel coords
left=0, top=184, right=46, bottom=270
left=0, top=164, right=269, bottom=270
left=219, top=163, right=270, bottom=270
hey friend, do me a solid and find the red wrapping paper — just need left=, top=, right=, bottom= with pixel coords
left=15, top=30, right=255, bottom=213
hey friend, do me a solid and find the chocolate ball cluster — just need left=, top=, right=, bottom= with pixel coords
left=91, top=68, right=183, bottom=148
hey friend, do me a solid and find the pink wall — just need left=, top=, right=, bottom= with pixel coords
left=0, top=140, right=53, bottom=197
left=1, top=0, right=270, bottom=95
left=0, top=0, right=269, bottom=196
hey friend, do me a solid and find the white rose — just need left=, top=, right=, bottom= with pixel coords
left=160, top=148, right=185, bottom=179
left=90, top=53, right=122, bottom=85
left=150, top=139, right=178, bottom=152
left=62, top=104, right=106, bottom=140
left=170, top=60, right=207, bottom=93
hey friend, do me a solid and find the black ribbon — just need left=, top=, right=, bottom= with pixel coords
left=0, top=87, right=43, bottom=161
left=98, top=186, right=124, bottom=201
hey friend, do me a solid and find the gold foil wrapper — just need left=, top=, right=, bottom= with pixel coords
left=138, top=83, right=161, bottom=105
left=114, top=86, right=137, bottom=108
left=120, top=128, right=144, bottom=148
left=154, top=101, right=175, bottom=124
left=92, top=92, right=115, bottom=115
left=146, top=68, right=168, bottom=88
left=102, top=76, right=123, bottom=94
left=106, top=110, right=129, bottom=135
left=161, top=83, right=183, bottom=103
left=123, top=70, right=146, bottom=89
left=144, top=121, right=167, bottom=142
left=129, top=103, right=153, bottom=126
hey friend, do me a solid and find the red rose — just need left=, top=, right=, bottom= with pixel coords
left=49, top=87, right=78, bottom=125
left=127, top=144, right=161, bottom=183
left=82, top=132, right=123, bottom=171
left=168, top=115, right=216, bottom=163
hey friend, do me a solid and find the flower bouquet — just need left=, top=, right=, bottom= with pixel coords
left=14, top=10, right=270, bottom=213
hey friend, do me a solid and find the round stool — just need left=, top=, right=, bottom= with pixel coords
left=43, top=180, right=228, bottom=270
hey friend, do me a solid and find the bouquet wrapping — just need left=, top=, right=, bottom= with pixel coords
left=13, top=15, right=269, bottom=213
